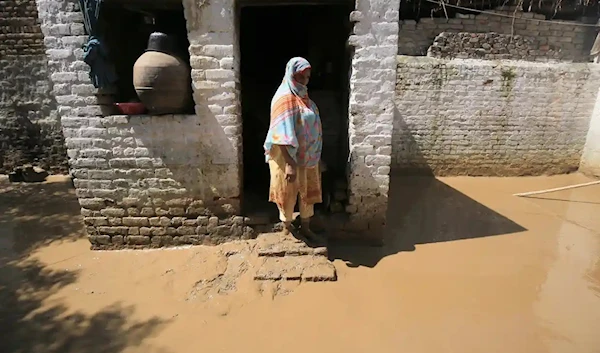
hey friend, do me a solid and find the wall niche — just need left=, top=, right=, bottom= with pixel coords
left=98, top=0, right=194, bottom=114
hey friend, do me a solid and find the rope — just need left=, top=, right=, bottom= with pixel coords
left=513, top=180, right=600, bottom=197
left=422, top=0, right=600, bottom=28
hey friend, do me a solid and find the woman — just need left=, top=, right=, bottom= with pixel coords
left=264, top=57, right=323, bottom=241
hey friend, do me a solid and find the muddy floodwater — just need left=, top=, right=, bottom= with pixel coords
left=1, top=174, right=599, bottom=353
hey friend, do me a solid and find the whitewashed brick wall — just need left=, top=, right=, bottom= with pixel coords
left=182, top=0, right=241, bottom=197
left=581, top=87, right=600, bottom=176
left=30, top=0, right=600, bottom=248
left=182, top=0, right=399, bottom=242
left=36, top=0, right=99, bottom=117
left=394, top=56, right=600, bottom=176
left=33, top=0, right=398, bottom=247
left=344, top=0, right=399, bottom=240
left=34, top=0, right=254, bottom=249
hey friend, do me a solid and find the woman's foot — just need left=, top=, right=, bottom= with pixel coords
left=282, top=221, right=294, bottom=236
left=300, top=218, right=325, bottom=245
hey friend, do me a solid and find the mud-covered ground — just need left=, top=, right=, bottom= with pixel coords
left=1, top=173, right=599, bottom=353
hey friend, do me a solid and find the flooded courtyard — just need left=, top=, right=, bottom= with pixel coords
left=0, top=173, right=599, bottom=353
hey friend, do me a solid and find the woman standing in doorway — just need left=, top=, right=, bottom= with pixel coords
left=264, top=57, right=323, bottom=242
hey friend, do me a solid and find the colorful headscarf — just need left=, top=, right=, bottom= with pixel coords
left=264, top=57, right=322, bottom=168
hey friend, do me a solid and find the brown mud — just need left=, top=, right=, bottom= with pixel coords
left=0, top=173, right=599, bottom=353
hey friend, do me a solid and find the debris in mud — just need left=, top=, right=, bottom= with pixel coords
left=186, top=253, right=250, bottom=301
left=184, top=233, right=336, bottom=302
left=219, top=241, right=254, bottom=257
left=256, top=279, right=301, bottom=299
left=8, top=165, right=49, bottom=183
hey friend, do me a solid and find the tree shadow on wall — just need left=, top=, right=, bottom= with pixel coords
left=0, top=100, right=68, bottom=175
left=328, top=110, right=527, bottom=268
left=0, top=178, right=168, bottom=353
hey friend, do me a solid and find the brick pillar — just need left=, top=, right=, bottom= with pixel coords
left=35, top=0, right=101, bottom=118
left=183, top=0, right=242, bottom=200
left=345, top=0, right=400, bottom=243
left=581, top=81, right=600, bottom=176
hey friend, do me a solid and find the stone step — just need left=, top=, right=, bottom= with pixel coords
left=254, top=256, right=337, bottom=282
left=255, top=232, right=328, bottom=257
left=244, top=213, right=273, bottom=226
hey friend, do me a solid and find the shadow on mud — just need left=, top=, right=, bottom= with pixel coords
left=0, top=178, right=168, bottom=353
left=328, top=176, right=527, bottom=268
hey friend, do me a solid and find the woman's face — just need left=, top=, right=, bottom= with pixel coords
left=293, top=68, right=311, bottom=86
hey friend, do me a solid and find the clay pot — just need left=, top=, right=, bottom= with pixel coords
left=133, top=32, right=191, bottom=115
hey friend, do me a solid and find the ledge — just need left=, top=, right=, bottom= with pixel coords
left=100, top=114, right=197, bottom=126
left=396, top=55, right=600, bottom=70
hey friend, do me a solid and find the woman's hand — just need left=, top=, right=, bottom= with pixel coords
left=285, top=164, right=296, bottom=183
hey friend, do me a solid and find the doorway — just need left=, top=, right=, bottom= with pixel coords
left=239, top=3, right=353, bottom=220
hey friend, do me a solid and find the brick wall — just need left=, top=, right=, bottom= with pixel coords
left=394, top=56, right=600, bottom=176
left=29, top=0, right=600, bottom=247
left=581, top=87, right=600, bottom=177
left=399, top=7, right=596, bottom=62
left=344, top=1, right=399, bottom=240
left=64, top=114, right=254, bottom=248
left=182, top=0, right=242, bottom=202
left=429, top=32, right=564, bottom=61
left=180, top=0, right=398, bottom=242
left=0, top=0, right=68, bottom=173
left=35, top=0, right=253, bottom=248
left=33, top=0, right=399, bottom=247
left=28, top=0, right=600, bottom=245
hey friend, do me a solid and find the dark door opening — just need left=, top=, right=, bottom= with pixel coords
left=240, top=4, right=353, bottom=220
